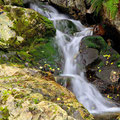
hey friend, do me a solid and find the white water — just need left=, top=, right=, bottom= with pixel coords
left=30, top=2, right=120, bottom=114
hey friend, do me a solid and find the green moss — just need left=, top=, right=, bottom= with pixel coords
left=116, top=60, right=120, bottom=68
left=17, top=51, right=33, bottom=62
left=4, top=6, right=56, bottom=47
left=0, top=0, right=4, bottom=5
left=29, top=37, right=59, bottom=67
left=1, top=90, right=12, bottom=103
left=110, top=53, right=120, bottom=62
left=0, top=107, right=10, bottom=120
left=33, top=98, right=39, bottom=104
left=83, top=36, right=108, bottom=53
left=15, top=100, right=23, bottom=108
left=0, top=36, right=59, bottom=70
left=0, top=6, right=57, bottom=70
left=40, top=15, right=56, bottom=37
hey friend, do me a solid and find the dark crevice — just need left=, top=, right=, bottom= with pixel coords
left=103, top=24, right=120, bottom=54
left=86, top=13, right=102, bottom=25
left=24, top=2, right=31, bottom=8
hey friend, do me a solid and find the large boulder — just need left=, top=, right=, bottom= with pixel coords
left=0, top=64, right=94, bottom=120
left=49, top=0, right=86, bottom=22
left=0, top=5, right=59, bottom=73
left=79, top=36, right=120, bottom=103
left=0, top=5, right=55, bottom=49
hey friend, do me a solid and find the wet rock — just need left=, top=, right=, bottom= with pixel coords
left=94, top=112, right=120, bottom=120
left=55, top=19, right=78, bottom=35
left=80, top=36, right=120, bottom=103
left=49, top=0, right=86, bottom=22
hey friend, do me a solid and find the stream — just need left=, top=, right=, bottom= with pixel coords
left=29, top=1, right=120, bottom=115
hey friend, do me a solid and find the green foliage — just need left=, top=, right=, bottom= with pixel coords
left=90, top=0, right=119, bottom=19
left=2, top=90, right=12, bottom=103
left=90, top=0, right=104, bottom=15
left=33, top=98, right=39, bottom=104
left=104, top=0, right=119, bottom=19
left=98, top=61, right=104, bottom=68
left=116, top=60, right=120, bottom=68
left=0, top=107, right=10, bottom=120
left=110, top=53, right=120, bottom=62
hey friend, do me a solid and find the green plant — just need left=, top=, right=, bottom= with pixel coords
left=104, top=0, right=119, bottom=19
left=98, top=61, right=104, bottom=68
left=33, top=98, right=39, bottom=104
left=110, top=53, right=120, bottom=62
left=90, top=0, right=119, bottom=19
left=90, top=0, right=104, bottom=15
left=116, top=60, right=120, bottom=68
left=0, top=107, right=10, bottom=120
left=2, top=90, right=12, bottom=103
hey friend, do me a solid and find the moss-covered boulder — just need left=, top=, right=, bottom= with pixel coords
left=0, top=5, right=55, bottom=49
left=79, top=36, right=120, bottom=103
left=0, top=64, right=94, bottom=120
left=0, top=5, right=58, bottom=70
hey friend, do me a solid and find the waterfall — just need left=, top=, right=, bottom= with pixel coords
left=30, top=2, right=120, bottom=114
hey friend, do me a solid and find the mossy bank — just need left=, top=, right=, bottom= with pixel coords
left=0, top=5, right=60, bottom=73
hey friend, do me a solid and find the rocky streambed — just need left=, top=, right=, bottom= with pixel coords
left=0, top=0, right=94, bottom=120
left=0, top=0, right=120, bottom=120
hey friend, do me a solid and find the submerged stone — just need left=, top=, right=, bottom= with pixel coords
left=55, top=19, right=78, bottom=35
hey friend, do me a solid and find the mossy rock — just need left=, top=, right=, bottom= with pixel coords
left=55, top=19, right=78, bottom=35
left=0, top=64, right=94, bottom=120
left=82, top=36, right=108, bottom=53
left=0, top=5, right=58, bottom=70
left=80, top=36, right=120, bottom=102
left=0, top=37, right=59, bottom=73
left=49, top=0, right=86, bottom=22
left=0, top=5, right=55, bottom=49
left=3, top=0, right=24, bottom=6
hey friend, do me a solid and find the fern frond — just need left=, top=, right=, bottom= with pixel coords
left=104, top=0, right=119, bottom=19
left=90, top=0, right=104, bottom=15
left=90, top=0, right=119, bottom=19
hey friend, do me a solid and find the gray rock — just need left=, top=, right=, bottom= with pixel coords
left=49, top=0, right=86, bottom=21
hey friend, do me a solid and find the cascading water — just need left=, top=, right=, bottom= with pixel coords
left=30, top=2, right=120, bottom=114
